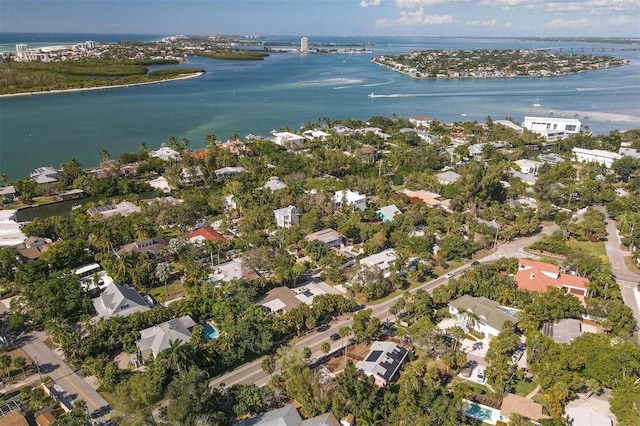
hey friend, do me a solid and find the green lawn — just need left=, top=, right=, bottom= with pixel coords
left=566, top=240, right=607, bottom=258
left=514, top=379, right=538, bottom=397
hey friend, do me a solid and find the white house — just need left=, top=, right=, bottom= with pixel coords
left=264, top=176, right=288, bottom=192
left=359, top=248, right=397, bottom=278
left=333, top=189, right=367, bottom=211
left=494, top=120, right=524, bottom=133
left=448, top=295, right=519, bottom=340
left=572, top=147, right=623, bottom=168
left=149, top=146, right=180, bottom=161
left=91, top=281, right=151, bottom=319
left=274, top=205, right=300, bottom=228
left=136, top=316, right=196, bottom=360
left=303, top=129, right=330, bottom=140
left=272, top=132, right=306, bottom=149
left=409, top=116, right=433, bottom=128
left=214, top=166, right=247, bottom=180
left=514, top=159, right=543, bottom=174
left=30, top=166, right=59, bottom=184
left=522, top=116, right=581, bottom=141
left=0, top=209, right=26, bottom=248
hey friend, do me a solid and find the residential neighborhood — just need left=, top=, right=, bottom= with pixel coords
left=0, top=114, right=639, bottom=426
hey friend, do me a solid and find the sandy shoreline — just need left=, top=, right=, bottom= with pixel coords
left=0, top=71, right=204, bottom=98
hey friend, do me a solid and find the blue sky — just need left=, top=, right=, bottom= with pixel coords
left=1, top=0, right=638, bottom=38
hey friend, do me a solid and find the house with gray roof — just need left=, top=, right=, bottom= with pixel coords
left=376, top=204, right=401, bottom=222
left=449, top=295, right=518, bottom=339
left=136, top=315, right=196, bottom=360
left=264, top=176, right=288, bottom=192
left=436, top=170, right=461, bottom=185
left=91, top=281, right=151, bottom=319
left=235, top=405, right=339, bottom=426
left=356, top=341, right=408, bottom=387
left=0, top=186, right=16, bottom=203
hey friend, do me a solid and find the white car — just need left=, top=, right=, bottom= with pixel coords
left=476, top=368, right=486, bottom=384
left=445, top=272, right=455, bottom=279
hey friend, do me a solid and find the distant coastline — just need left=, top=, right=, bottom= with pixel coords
left=0, top=71, right=204, bottom=98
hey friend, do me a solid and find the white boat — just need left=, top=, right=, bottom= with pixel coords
left=461, top=113, right=467, bottom=117
left=368, top=92, right=375, bottom=98
left=533, top=97, right=541, bottom=107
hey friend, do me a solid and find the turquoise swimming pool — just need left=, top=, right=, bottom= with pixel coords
left=462, top=400, right=500, bottom=425
left=203, top=323, right=219, bottom=340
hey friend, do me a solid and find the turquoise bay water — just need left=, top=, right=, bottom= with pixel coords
left=1, top=34, right=639, bottom=180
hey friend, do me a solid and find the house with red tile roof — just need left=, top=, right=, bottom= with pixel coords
left=515, top=259, right=589, bottom=305
left=188, top=226, right=228, bottom=245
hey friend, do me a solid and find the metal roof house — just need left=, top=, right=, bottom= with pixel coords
left=355, top=341, right=408, bottom=387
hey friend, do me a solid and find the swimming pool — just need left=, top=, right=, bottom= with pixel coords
left=463, top=400, right=500, bottom=425
left=203, top=323, right=220, bottom=340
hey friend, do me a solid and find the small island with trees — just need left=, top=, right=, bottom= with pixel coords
left=371, top=49, right=629, bottom=79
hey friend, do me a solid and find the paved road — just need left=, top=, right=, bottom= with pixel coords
left=0, top=301, right=111, bottom=424
left=211, top=226, right=553, bottom=389
left=601, top=210, right=640, bottom=333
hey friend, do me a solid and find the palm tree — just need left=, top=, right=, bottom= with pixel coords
left=100, top=149, right=110, bottom=163
left=0, top=353, right=12, bottom=378
left=320, top=341, right=331, bottom=356
left=338, top=326, right=352, bottom=361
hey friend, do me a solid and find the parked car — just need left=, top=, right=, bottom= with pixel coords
left=330, top=333, right=341, bottom=341
left=444, top=272, right=455, bottom=279
left=460, top=367, right=472, bottom=378
left=512, top=349, right=524, bottom=363
left=471, top=261, right=480, bottom=266
left=476, top=368, right=486, bottom=383
left=317, top=324, right=330, bottom=333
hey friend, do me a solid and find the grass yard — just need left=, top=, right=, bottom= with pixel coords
left=148, top=278, right=184, bottom=302
left=514, top=378, right=538, bottom=397
left=566, top=240, right=607, bottom=258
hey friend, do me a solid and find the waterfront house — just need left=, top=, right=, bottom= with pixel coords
left=52, top=189, right=86, bottom=202
left=377, top=204, right=402, bottom=222
left=30, top=166, right=59, bottom=184
left=516, top=259, right=589, bottom=304
left=87, top=201, right=141, bottom=218
left=15, top=236, right=52, bottom=261
left=0, top=186, right=16, bottom=203
left=494, top=120, right=524, bottom=133
left=0, top=210, right=26, bottom=248
left=91, top=281, right=151, bottom=319
left=303, top=129, right=330, bottom=140
left=149, top=146, right=180, bottom=162
left=572, top=147, right=622, bottom=168
left=220, top=139, right=253, bottom=157
left=356, top=127, right=390, bottom=140
left=333, top=189, right=367, bottom=211
left=449, top=295, right=519, bottom=339
left=522, top=116, right=581, bottom=141
left=272, top=131, right=306, bottom=149
left=356, top=341, right=408, bottom=387
left=409, top=116, right=433, bottom=128
left=136, top=315, right=196, bottom=360
left=274, top=205, right=300, bottom=228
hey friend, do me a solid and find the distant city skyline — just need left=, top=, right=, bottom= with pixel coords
left=1, top=0, right=638, bottom=38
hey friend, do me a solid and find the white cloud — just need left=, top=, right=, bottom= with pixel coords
left=394, top=0, right=456, bottom=8
left=360, top=0, right=381, bottom=8
left=545, top=17, right=590, bottom=28
left=376, top=7, right=454, bottom=27
left=606, top=15, right=636, bottom=25
left=465, top=19, right=497, bottom=27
